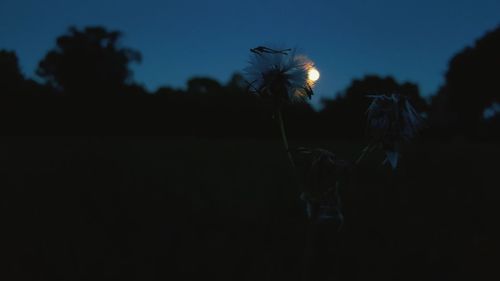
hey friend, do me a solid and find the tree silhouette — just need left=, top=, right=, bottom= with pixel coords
left=225, top=73, right=246, bottom=93
left=36, top=26, right=141, bottom=97
left=0, top=50, right=51, bottom=97
left=187, top=77, right=223, bottom=95
left=430, top=25, right=500, bottom=137
left=319, top=75, right=426, bottom=138
left=0, top=50, right=28, bottom=96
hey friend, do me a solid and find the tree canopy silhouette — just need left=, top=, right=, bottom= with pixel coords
left=0, top=50, right=24, bottom=83
left=36, top=26, right=141, bottom=97
left=0, top=50, right=25, bottom=96
left=430, top=25, right=500, bottom=137
left=0, top=50, right=51, bottom=97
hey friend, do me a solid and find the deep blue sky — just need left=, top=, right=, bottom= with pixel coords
left=1, top=0, right=499, bottom=106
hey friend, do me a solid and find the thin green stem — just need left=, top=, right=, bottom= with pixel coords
left=277, top=109, right=295, bottom=168
left=355, top=144, right=371, bottom=165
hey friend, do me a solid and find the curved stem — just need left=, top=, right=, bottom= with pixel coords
left=277, top=109, right=295, bottom=168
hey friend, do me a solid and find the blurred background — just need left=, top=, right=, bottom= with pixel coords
left=1, top=0, right=499, bottom=280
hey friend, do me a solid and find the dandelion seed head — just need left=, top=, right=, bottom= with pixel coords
left=366, top=93, right=424, bottom=169
left=244, top=47, right=316, bottom=107
left=367, top=94, right=423, bottom=140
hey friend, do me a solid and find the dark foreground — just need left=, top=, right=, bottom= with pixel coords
left=2, top=137, right=499, bottom=280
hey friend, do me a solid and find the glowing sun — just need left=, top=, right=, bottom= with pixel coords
left=308, top=67, right=320, bottom=82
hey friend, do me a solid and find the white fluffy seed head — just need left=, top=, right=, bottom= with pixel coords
left=244, top=47, right=316, bottom=107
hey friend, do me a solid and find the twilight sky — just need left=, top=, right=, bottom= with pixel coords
left=1, top=0, right=499, bottom=107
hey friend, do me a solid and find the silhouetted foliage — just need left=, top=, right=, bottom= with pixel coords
left=0, top=50, right=50, bottom=97
left=319, top=75, right=427, bottom=138
left=2, top=23, right=498, bottom=141
left=429, top=25, right=500, bottom=138
left=187, top=77, right=223, bottom=95
left=37, top=26, right=141, bottom=97
left=225, top=72, right=246, bottom=92
left=0, top=50, right=24, bottom=91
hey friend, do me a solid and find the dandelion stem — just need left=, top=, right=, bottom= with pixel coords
left=355, top=144, right=371, bottom=165
left=277, top=109, right=295, bottom=168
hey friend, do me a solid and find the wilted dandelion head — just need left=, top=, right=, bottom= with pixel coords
left=290, top=147, right=350, bottom=225
left=366, top=93, right=424, bottom=169
left=244, top=46, right=317, bottom=108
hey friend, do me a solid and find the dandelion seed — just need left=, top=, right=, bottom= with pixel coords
left=244, top=46, right=317, bottom=109
left=366, top=94, right=424, bottom=169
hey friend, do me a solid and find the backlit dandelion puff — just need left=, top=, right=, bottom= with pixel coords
left=244, top=46, right=317, bottom=109
left=244, top=46, right=319, bottom=167
left=365, top=93, right=424, bottom=169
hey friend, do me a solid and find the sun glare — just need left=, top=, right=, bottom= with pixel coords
left=308, top=67, right=320, bottom=82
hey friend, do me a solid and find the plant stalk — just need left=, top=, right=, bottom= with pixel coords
left=355, top=144, right=371, bottom=165
left=277, top=109, right=295, bottom=168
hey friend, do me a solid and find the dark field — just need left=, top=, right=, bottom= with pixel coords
left=2, top=137, right=499, bottom=280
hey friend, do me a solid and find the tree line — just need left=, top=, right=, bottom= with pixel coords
left=1, top=26, right=499, bottom=138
